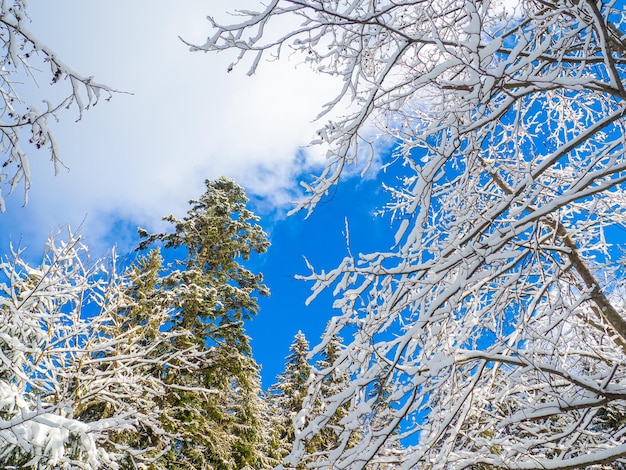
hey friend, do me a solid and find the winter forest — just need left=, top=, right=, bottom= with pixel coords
left=1, top=0, right=626, bottom=468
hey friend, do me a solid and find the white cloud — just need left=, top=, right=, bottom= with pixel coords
left=1, top=0, right=341, bottom=252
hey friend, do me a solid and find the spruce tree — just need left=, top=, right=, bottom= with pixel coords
left=272, top=332, right=357, bottom=468
left=137, top=177, right=274, bottom=469
left=312, top=337, right=404, bottom=468
left=268, top=331, right=312, bottom=454
left=310, top=334, right=355, bottom=456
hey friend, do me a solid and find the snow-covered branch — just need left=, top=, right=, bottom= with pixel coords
left=203, top=0, right=626, bottom=467
left=0, top=0, right=117, bottom=210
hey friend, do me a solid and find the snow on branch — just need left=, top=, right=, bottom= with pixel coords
left=0, top=1, right=119, bottom=210
left=0, top=229, right=204, bottom=468
left=202, top=0, right=626, bottom=467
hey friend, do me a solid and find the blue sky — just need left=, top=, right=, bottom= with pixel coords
left=0, top=1, right=395, bottom=388
left=247, top=173, right=400, bottom=386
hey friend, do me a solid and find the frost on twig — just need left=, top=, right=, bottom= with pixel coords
left=0, top=229, right=202, bottom=468
left=202, top=1, right=626, bottom=468
left=0, top=1, right=118, bottom=211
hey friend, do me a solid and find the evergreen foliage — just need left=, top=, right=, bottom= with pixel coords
left=268, top=331, right=312, bottom=461
left=307, top=334, right=354, bottom=458
left=0, top=232, right=175, bottom=469
left=270, top=331, right=402, bottom=469
left=137, top=176, right=274, bottom=470
left=0, top=178, right=280, bottom=469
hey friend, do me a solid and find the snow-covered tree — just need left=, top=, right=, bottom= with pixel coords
left=305, top=333, right=357, bottom=461
left=0, top=230, right=182, bottom=469
left=0, top=1, right=113, bottom=210
left=88, top=249, right=207, bottom=470
left=201, top=1, right=626, bottom=468
left=138, top=176, right=275, bottom=469
left=268, top=331, right=312, bottom=462
left=271, top=331, right=401, bottom=469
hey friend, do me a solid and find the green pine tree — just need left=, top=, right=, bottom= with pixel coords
left=273, top=332, right=357, bottom=468
left=268, top=331, right=312, bottom=461
left=137, top=177, right=274, bottom=469
left=76, top=249, right=173, bottom=468
left=310, top=334, right=355, bottom=456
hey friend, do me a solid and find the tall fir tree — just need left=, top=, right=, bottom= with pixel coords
left=0, top=179, right=276, bottom=469
left=268, top=330, right=312, bottom=460
left=310, top=334, right=355, bottom=457
left=272, top=331, right=358, bottom=468
left=137, top=177, right=274, bottom=469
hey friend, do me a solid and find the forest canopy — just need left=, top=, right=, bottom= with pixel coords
left=0, top=0, right=625, bottom=469
left=199, top=0, right=626, bottom=468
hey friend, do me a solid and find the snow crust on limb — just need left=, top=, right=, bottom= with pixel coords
left=202, top=0, right=626, bottom=468
left=0, top=0, right=116, bottom=211
left=0, top=230, right=191, bottom=469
